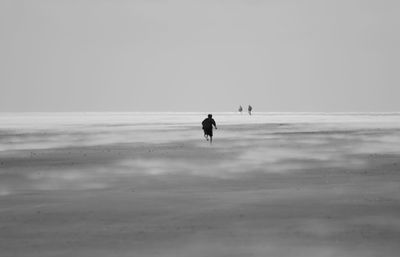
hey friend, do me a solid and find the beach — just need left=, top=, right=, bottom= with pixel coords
left=1, top=112, right=400, bottom=257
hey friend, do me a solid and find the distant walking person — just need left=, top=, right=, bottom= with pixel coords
left=238, top=105, right=243, bottom=113
left=248, top=105, right=253, bottom=115
left=202, top=114, right=217, bottom=143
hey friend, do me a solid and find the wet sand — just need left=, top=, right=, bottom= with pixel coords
left=1, top=116, right=400, bottom=257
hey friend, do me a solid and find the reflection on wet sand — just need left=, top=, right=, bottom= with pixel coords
left=1, top=114, right=400, bottom=257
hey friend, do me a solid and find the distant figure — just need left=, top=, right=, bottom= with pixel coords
left=202, top=114, right=218, bottom=143
left=248, top=105, right=253, bottom=115
left=238, top=105, right=243, bottom=113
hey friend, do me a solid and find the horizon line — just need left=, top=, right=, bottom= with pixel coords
left=2, top=111, right=400, bottom=114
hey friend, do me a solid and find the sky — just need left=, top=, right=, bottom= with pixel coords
left=0, top=0, right=399, bottom=112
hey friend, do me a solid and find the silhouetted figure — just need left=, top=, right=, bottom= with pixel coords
left=238, top=105, right=243, bottom=113
left=248, top=105, right=253, bottom=115
left=202, top=114, right=217, bottom=143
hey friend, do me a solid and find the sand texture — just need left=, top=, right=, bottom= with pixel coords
left=1, top=113, right=400, bottom=257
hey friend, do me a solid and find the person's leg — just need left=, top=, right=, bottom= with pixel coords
left=209, top=135, right=212, bottom=143
left=203, top=129, right=209, bottom=140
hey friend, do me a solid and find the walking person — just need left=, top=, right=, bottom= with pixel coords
left=202, top=114, right=218, bottom=144
left=248, top=105, right=253, bottom=115
left=238, top=105, right=243, bottom=114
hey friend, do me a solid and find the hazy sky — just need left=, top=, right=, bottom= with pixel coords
left=1, top=0, right=399, bottom=112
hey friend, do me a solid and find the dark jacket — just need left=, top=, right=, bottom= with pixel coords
left=202, top=118, right=216, bottom=129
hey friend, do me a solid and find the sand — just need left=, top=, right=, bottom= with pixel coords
left=1, top=113, right=400, bottom=257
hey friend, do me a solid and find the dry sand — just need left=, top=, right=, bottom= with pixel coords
left=1, top=115, right=400, bottom=256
